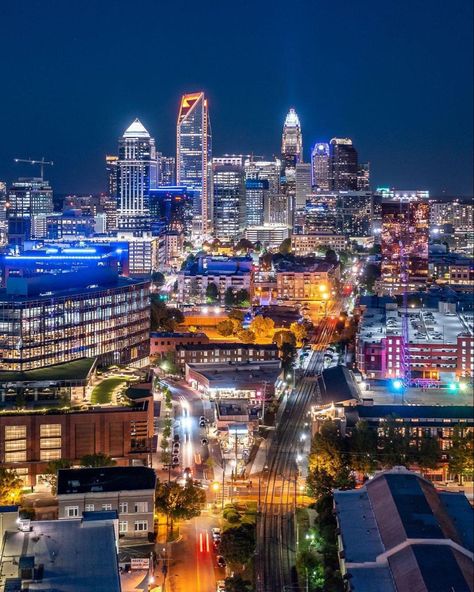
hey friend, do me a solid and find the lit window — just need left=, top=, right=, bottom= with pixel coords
left=134, top=520, right=148, bottom=532
left=119, top=502, right=128, bottom=513
left=102, top=504, right=113, bottom=511
left=119, top=521, right=128, bottom=533
left=65, top=506, right=79, bottom=518
left=134, top=501, right=148, bottom=513
left=85, top=504, right=95, bottom=512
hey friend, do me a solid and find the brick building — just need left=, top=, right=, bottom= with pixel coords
left=176, top=342, right=279, bottom=368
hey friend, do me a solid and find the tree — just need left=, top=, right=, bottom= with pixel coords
left=325, top=248, right=338, bottom=265
left=362, top=263, right=381, bottom=293
left=448, top=429, right=474, bottom=484
left=217, top=319, right=235, bottom=336
left=235, top=238, right=254, bottom=253
left=151, top=299, right=185, bottom=332
left=309, top=421, right=345, bottom=479
left=279, top=237, right=292, bottom=255
left=234, top=289, right=250, bottom=307
left=80, top=453, right=117, bottom=468
left=416, top=436, right=441, bottom=471
left=0, top=468, right=23, bottom=504
left=224, top=574, right=254, bottom=592
left=189, top=277, right=200, bottom=300
left=155, top=480, right=205, bottom=533
left=290, top=322, right=307, bottom=346
left=205, top=282, right=219, bottom=303
left=40, top=459, right=72, bottom=495
left=350, top=421, right=378, bottom=476
left=228, top=309, right=245, bottom=322
left=377, top=418, right=410, bottom=468
left=224, top=287, right=236, bottom=307
left=260, top=251, right=273, bottom=270
left=151, top=271, right=165, bottom=287
left=250, top=315, right=275, bottom=340
left=237, top=329, right=256, bottom=344
left=272, top=329, right=296, bottom=349
left=219, top=523, right=256, bottom=568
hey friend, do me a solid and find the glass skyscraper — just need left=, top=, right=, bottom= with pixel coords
left=176, top=92, right=212, bottom=235
left=117, top=119, right=158, bottom=231
left=330, top=137, right=358, bottom=191
left=211, top=163, right=245, bottom=241
left=311, top=143, right=331, bottom=190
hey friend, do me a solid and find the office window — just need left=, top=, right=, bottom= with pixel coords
left=85, top=504, right=95, bottom=512
left=134, top=520, right=148, bottom=532
left=40, top=424, right=61, bottom=437
left=40, top=449, right=61, bottom=461
left=119, top=502, right=128, bottom=513
left=5, top=451, right=27, bottom=462
left=5, top=425, right=27, bottom=439
left=119, top=521, right=128, bottom=533
left=134, top=501, right=148, bottom=513
left=102, top=504, right=113, bottom=511
left=65, top=506, right=79, bottom=518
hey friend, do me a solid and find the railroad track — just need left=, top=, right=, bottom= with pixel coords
left=256, top=318, right=336, bottom=592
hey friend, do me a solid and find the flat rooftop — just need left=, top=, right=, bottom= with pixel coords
left=57, top=466, right=156, bottom=495
left=0, top=358, right=96, bottom=383
left=0, top=517, right=120, bottom=592
left=359, top=304, right=472, bottom=345
left=187, top=361, right=281, bottom=388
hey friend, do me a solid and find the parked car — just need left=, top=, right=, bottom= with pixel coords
left=211, top=528, right=221, bottom=541
left=216, top=555, right=226, bottom=568
left=216, top=580, right=226, bottom=592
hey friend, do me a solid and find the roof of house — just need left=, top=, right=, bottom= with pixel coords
left=57, top=466, right=156, bottom=495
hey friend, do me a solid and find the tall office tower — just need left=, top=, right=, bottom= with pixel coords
left=105, top=155, right=119, bottom=197
left=211, top=163, right=245, bottom=241
left=117, top=119, right=158, bottom=231
left=311, top=143, right=331, bottom=190
left=357, top=162, right=370, bottom=190
left=338, top=191, right=373, bottom=237
left=330, top=138, right=358, bottom=191
left=7, top=177, right=53, bottom=219
left=381, top=195, right=430, bottom=294
left=295, top=163, right=312, bottom=209
left=245, top=178, right=268, bottom=227
left=176, top=92, right=212, bottom=235
left=245, top=159, right=283, bottom=225
left=304, top=192, right=339, bottom=234
left=281, top=108, right=303, bottom=226
left=0, top=181, right=6, bottom=221
left=158, top=155, right=176, bottom=186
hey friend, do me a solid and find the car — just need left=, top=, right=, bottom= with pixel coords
left=183, top=467, right=192, bottom=480
left=216, top=555, right=226, bottom=568
left=201, top=438, right=209, bottom=445
left=216, top=580, right=226, bottom=592
left=211, top=527, right=221, bottom=540
left=199, top=416, right=208, bottom=423
left=172, top=456, right=179, bottom=465
left=173, top=434, right=180, bottom=443
left=173, top=443, right=180, bottom=452
left=199, top=420, right=207, bottom=428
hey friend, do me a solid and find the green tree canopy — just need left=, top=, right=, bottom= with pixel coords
left=449, top=428, right=474, bottom=484
left=228, top=309, right=245, bottom=322
left=151, top=271, right=165, bottom=286
left=151, top=299, right=185, bottom=332
left=235, top=238, right=254, bottom=253
left=217, top=319, right=235, bottom=336
left=273, top=329, right=296, bottom=349
left=325, top=248, right=338, bottom=265
left=234, top=288, right=250, bottom=307
left=250, top=315, right=275, bottom=339
left=290, top=322, right=307, bottom=346
left=0, top=468, right=24, bottom=504
left=205, top=282, right=219, bottom=302
left=279, top=237, right=292, bottom=255
left=224, top=574, right=254, bottom=592
left=219, top=523, right=256, bottom=568
left=40, top=459, right=73, bottom=495
left=224, top=287, right=236, bottom=307
left=80, top=453, right=117, bottom=468
left=237, top=329, right=256, bottom=344
left=155, top=480, right=205, bottom=532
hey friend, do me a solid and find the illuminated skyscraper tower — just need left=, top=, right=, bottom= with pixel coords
left=117, top=119, right=158, bottom=230
left=311, top=142, right=331, bottom=190
left=176, top=92, right=212, bottom=235
left=281, top=108, right=303, bottom=227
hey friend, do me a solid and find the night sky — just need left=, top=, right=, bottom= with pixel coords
left=0, top=0, right=472, bottom=196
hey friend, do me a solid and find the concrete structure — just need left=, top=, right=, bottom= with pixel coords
left=244, top=224, right=289, bottom=248
left=334, top=467, right=474, bottom=592
left=185, top=360, right=281, bottom=401
left=150, top=331, right=210, bottom=358
left=176, top=342, right=279, bottom=368
left=57, top=466, right=156, bottom=540
left=274, top=257, right=339, bottom=301
left=0, top=387, right=153, bottom=486
left=0, top=508, right=121, bottom=592
left=356, top=299, right=474, bottom=381
left=291, top=233, right=347, bottom=255
left=178, top=255, right=253, bottom=304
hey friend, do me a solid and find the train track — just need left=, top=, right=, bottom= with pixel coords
left=256, top=318, right=337, bottom=592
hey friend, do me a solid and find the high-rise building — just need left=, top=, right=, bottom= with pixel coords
left=311, top=143, right=331, bottom=190
left=176, top=92, right=212, bottom=235
left=281, top=108, right=303, bottom=227
left=105, top=155, right=119, bottom=197
left=117, top=119, right=158, bottom=231
left=245, top=178, right=268, bottom=227
left=158, top=155, right=176, bottom=186
left=381, top=195, right=430, bottom=294
left=338, top=191, right=373, bottom=237
left=245, top=159, right=283, bottom=225
left=211, top=163, right=245, bottom=241
left=7, top=177, right=53, bottom=219
left=357, top=162, right=370, bottom=190
left=295, top=163, right=312, bottom=209
left=330, top=138, right=358, bottom=191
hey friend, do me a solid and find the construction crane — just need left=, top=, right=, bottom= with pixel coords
left=14, top=157, right=54, bottom=180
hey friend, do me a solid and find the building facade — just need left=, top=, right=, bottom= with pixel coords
left=176, top=92, right=212, bottom=235
left=311, top=143, right=331, bottom=191
left=211, top=162, right=245, bottom=240
left=176, top=342, right=279, bottom=368
left=330, top=138, right=358, bottom=191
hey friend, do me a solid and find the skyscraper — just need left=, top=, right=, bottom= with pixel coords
left=330, top=138, right=358, bottom=191
left=381, top=195, right=430, bottom=294
left=311, top=143, right=331, bottom=190
left=281, top=108, right=303, bottom=227
left=117, top=119, right=158, bottom=230
left=245, top=159, right=283, bottom=225
left=295, top=163, right=312, bottom=209
left=7, top=177, right=53, bottom=219
left=176, top=92, right=212, bottom=235
left=211, top=163, right=245, bottom=241
left=244, top=178, right=268, bottom=227
left=357, top=162, right=370, bottom=191
left=158, top=155, right=176, bottom=186
left=105, top=155, right=119, bottom=198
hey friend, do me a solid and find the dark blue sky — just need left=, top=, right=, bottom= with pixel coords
left=0, top=0, right=472, bottom=195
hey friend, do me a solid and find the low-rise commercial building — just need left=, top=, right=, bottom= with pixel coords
left=275, top=257, right=339, bottom=301
left=0, top=508, right=121, bottom=592
left=178, top=255, right=253, bottom=304
left=57, top=466, right=156, bottom=540
left=150, top=331, right=210, bottom=357
left=334, top=467, right=474, bottom=592
left=244, top=224, right=289, bottom=248
left=185, top=360, right=281, bottom=401
left=176, top=342, right=279, bottom=368
left=291, top=233, right=347, bottom=255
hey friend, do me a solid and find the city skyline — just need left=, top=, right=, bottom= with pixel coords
left=0, top=0, right=472, bottom=196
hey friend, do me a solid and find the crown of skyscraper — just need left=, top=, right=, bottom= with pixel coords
left=284, top=108, right=301, bottom=128
left=123, top=118, right=150, bottom=138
